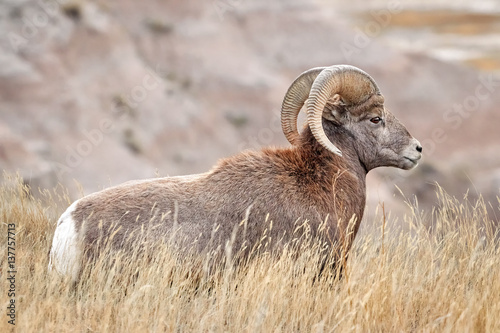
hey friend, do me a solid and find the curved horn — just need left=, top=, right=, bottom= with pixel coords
left=281, top=67, right=326, bottom=145
left=306, top=65, right=380, bottom=156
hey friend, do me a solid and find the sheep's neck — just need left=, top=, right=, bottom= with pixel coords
left=299, top=125, right=368, bottom=183
left=298, top=125, right=368, bottom=228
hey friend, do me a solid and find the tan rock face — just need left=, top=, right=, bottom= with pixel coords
left=0, top=0, right=499, bottom=221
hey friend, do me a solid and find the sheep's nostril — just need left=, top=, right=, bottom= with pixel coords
left=416, top=145, right=423, bottom=153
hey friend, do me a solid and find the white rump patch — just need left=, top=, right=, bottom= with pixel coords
left=48, top=200, right=82, bottom=281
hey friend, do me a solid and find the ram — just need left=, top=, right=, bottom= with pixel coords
left=49, top=65, right=422, bottom=281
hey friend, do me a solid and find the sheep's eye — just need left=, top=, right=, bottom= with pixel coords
left=370, top=117, right=382, bottom=124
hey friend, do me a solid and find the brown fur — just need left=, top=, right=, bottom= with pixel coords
left=62, top=85, right=421, bottom=276
left=72, top=124, right=367, bottom=262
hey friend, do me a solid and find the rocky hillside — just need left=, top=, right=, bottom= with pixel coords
left=1, top=0, right=499, bottom=224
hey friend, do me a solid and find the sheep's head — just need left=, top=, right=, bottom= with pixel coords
left=281, top=65, right=422, bottom=171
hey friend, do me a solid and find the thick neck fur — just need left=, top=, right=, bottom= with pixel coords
left=291, top=121, right=368, bottom=225
left=298, top=120, right=368, bottom=182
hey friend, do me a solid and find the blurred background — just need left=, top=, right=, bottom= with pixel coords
left=1, top=0, right=499, bottom=226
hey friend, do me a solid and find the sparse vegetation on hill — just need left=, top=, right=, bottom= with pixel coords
left=1, top=173, right=499, bottom=332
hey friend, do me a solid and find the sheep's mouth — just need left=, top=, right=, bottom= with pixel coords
left=404, top=157, right=418, bottom=165
left=403, top=156, right=421, bottom=170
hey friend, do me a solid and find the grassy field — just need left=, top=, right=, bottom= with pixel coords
left=1, top=173, right=499, bottom=332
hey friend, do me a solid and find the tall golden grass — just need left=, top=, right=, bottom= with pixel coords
left=1, top=173, right=499, bottom=332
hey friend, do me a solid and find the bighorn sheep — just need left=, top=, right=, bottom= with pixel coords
left=49, top=65, right=422, bottom=281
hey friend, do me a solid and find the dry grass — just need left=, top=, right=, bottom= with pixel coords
left=1, top=173, right=499, bottom=332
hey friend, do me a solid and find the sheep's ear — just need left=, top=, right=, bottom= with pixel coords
left=322, top=94, right=347, bottom=123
